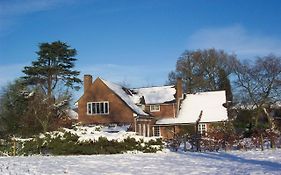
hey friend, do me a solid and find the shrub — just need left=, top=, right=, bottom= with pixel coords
left=17, top=132, right=164, bottom=155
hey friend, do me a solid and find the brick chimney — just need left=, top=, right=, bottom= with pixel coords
left=176, top=78, right=183, bottom=100
left=175, top=78, right=183, bottom=116
left=84, top=74, right=92, bottom=93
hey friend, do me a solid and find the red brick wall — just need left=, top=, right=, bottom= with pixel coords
left=159, top=126, right=176, bottom=139
left=78, top=78, right=136, bottom=129
left=145, top=104, right=176, bottom=118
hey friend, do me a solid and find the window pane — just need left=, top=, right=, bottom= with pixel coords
left=104, top=102, right=109, bottom=114
left=150, top=105, right=160, bottom=112
left=154, top=126, right=160, bottom=136
left=100, top=102, right=104, bottom=113
left=93, top=103, right=96, bottom=114
left=96, top=103, right=100, bottom=114
left=87, top=103, right=91, bottom=114
left=138, top=124, right=142, bottom=135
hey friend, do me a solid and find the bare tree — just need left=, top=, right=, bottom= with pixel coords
left=232, top=54, right=281, bottom=110
left=168, top=48, right=235, bottom=102
left=231, top=54, right=281, bottom=150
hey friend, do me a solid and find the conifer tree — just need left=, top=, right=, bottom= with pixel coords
left=22, top=41, right=81, bottom=133
left=22, top=41, right=81, bottom=98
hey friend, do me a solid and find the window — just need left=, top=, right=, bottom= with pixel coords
left=87, top=102, right=109, bottom=115
left=143, top=124, right=146, bottom=137
left=153, top=126, right=160, bottom=137
left=147, top=124, right=150, bottom=137
left=198, top=123, right=207, bottom=135
left=150, top=104, right=160, bottom=112
left=138, top=124, right=142, bottom=135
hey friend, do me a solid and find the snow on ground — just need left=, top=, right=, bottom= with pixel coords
left=62, top=125, right=159, bottom=142
left=1, top=149, right=281, bottom=175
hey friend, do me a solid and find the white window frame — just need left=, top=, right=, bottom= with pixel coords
left=150, top=104, right=160, bottom=112
left=153, top=126, right=160, bottom=137
left=198, top=123, right=207, bottom=134
left=87, top=101, right=109, bottom=115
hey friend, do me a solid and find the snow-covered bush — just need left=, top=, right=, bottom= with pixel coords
left=16, top=127, right=163, bottom=155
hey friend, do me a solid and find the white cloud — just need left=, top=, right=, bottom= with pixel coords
left=187, top=25, right=281, bottom=58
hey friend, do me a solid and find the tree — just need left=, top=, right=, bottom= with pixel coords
left=22, top=41, right=82, bottom=98
left=231, top=54, right=281, bottom=112
left=168, top=48, right=235, bottom=97
left=218, top=69, right=233, bottom=102
left=231, top=54, right=281, bottom=150
left=22, top=41, right=82, bottom=133
left=0, top=80, right=29, bottom=136
left=21, top=88, right=66, bottom=135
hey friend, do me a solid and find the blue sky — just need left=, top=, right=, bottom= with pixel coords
left=1, top=0, right=281, bottom=98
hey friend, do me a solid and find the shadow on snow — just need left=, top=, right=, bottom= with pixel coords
left=177, top=151, right=281, bottom=172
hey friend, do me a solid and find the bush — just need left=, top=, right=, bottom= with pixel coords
left=17, top=132, right=164, bottom=155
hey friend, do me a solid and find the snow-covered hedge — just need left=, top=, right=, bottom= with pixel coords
left=14, top=126, right=163, bottom=155
left=18, top=132, right=163, bottom=155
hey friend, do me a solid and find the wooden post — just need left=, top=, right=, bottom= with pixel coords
left=195, top=110, right=203, bottom=152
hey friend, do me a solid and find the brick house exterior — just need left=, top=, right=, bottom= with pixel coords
left=77, top=75, right=228, bottom=139
left=77, top=75, right=182, bottom=138
left=78, top=76, right=143, bottom=132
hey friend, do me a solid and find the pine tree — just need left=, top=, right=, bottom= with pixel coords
left=22, top=41, right=82, bottom=98
left=22, top=41, right=82, bottom=133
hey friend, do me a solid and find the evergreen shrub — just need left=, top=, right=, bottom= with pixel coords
left=17, top=132, right=163, bottom=155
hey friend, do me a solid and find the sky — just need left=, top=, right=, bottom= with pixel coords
left=1, top=0, right=281, bottom=99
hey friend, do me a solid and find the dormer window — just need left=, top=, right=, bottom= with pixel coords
left=150, top=104, right=160, bottom=112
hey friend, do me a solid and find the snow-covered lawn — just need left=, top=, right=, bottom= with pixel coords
left=1, top=149, right=281, bottom=175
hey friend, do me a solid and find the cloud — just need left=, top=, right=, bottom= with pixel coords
left=187, top=25, right=281, bottom=58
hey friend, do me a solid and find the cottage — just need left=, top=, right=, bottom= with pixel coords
left=77, top=75, right=228, bottom=139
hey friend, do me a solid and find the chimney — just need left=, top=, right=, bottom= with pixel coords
left=175, top=78, right=183, bottom=116
left=176, top=78, right=183, bottom=100
left=84, top=74, right=92, bottom=93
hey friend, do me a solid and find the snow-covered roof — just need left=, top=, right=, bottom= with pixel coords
left=131, top=86, right=176, bottom=104
left=156, top=90, right=228, bottom=125
left=101, top=79, right=148, bottom=116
